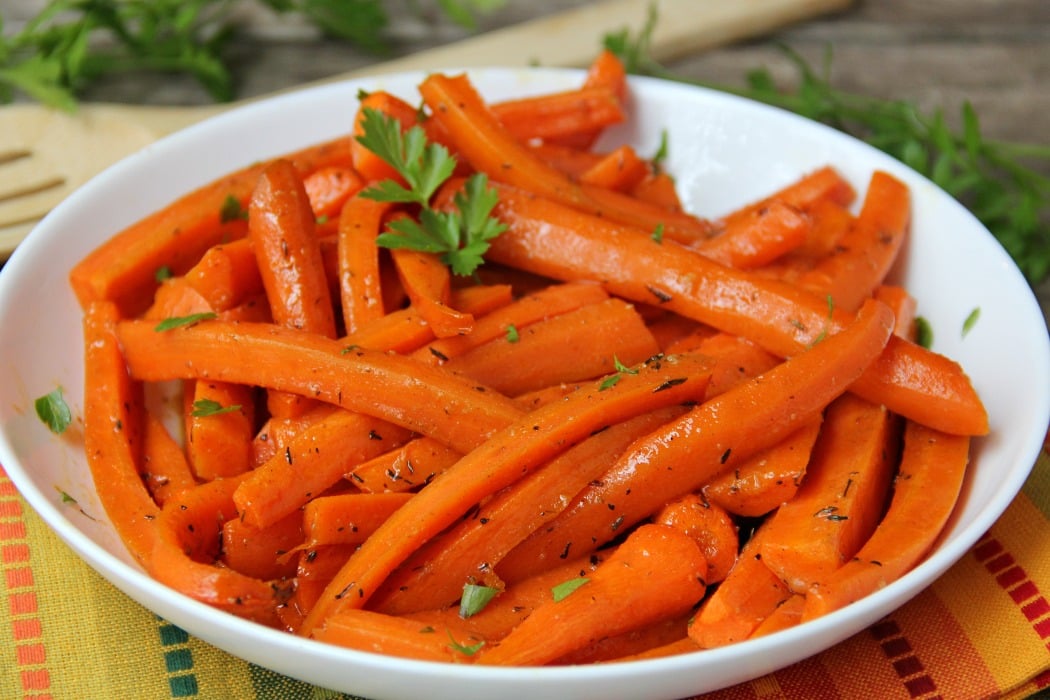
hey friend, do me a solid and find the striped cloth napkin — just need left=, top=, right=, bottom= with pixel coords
left=2, top=437, right=1048, bottom=700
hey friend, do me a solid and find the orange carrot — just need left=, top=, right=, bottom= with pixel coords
left=759, top=393, right=901, bottom=593
left=497, top=298, right=894, bottom=584
left=82, top=300, right=158, bottom=567
left=70, top=136, right=351, bottom=316
left=874, top=284, right=918, bottom=340
left=477, top=524, right=707, bottom=666
left=749, top=594, right=806, bottom=639
left=301, top=492, right=414, bottom=547
left=313, top=609, right=469, bottom=663
left=184, top=379, right=256, bottom=480
left=348, top=436, right=462, bottom=494
left=802, top=421, right=970, bottom=620
left=141, top=411, right=196, bottom=507
left=389, top=247, right=474, bottom=338
left=251, top=403, right=337, bottom=466
left=183, top=238, right=263, bottom=312
left=696, top=200, right=811, bottom=269
left=298, top=351, right=715, bottom=634
left=491, top=85, right=626, bottom=144
left=653, top=494, right=739, bottom=585
left=336, top=195, right=390, bottom=334
left=351, top=91, right=426, bottom=183
left=578, top=144, right=649, bottom=191
left=303, top=165, right=364, bottom=220
left=630, top=170, right=683, bottom=211
left=484, top=182, right=987, bottom=436
left=552, top=615, right=692, bottom=665
left=221, top=510, right=302, bottom=580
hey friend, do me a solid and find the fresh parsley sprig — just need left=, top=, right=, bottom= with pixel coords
left=358, top=108, right=507, bottom=276
left=605, top=8, right=1050, bottom=286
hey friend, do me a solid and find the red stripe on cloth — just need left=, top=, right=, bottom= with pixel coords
left=974, top=532, right=1050, bottom=645
left=1, top=465, right=53, bottom=699
left=868, top=619, right=940, bottom=698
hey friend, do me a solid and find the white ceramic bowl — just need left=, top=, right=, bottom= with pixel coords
left=0, top=68, right=1047, bottom=700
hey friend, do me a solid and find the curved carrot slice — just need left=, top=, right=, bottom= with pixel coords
left=348, top=436, right=462, bottom=494
left=303, top=165, right=364, bottom=220
left=497, top=298, right=894, bottom=584
left=301, top=492, right=414, bottom=547
left=337, top=195, right=390, bottom=334
left=696, top=200, right=811, bottom=270
left=184, top=238, right=263, bottom=312
left=802, top=421, right=970, bottom=620
left=297, top=351, right=715, bottom=635
left=115, top=319, right=523, bottom=454
left=185, top=379, right=256, bottom=480
left=491, top=85, right=625, bottom=144
left=578, top=144, right=650, bottom=192
left=390, top=247, right=474, bottom=338
left=477, top=524, right=707, bottom=666
left=654, top=494, right=739, bottom=585
left=222, top=510, right=302, bottom=581
left=82, top=300, right=158, bottom=568
left=141, top=411, right=197, bottom=507
left=484, top=182, right=987, bottom=436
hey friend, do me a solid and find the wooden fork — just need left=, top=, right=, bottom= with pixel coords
left=0, top=0, right=852, bottom=258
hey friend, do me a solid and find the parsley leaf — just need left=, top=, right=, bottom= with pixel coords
left=551, top=577, right=589, bottom=602
left=154, top=312, right=217, bottom=331
left=191, top=399, right=241, bottom=417
left=459, top=583, right=499, bottom=618
left=357, top=108, right=456, bottom=208
left=35, top=387, right=72, bottom=434
left=446, top=629, right=485, bottom=656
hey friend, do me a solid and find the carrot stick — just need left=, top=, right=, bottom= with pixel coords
left=529, top=142, right=604, bottom=178
left=695, top=200, right=811, bottom=269
left=802, top=421, right=970, bottom=620
left=558, top=48, right=628, bottom=149
left=369, top=407, right=686, bottom=615
left=297, top=351, right=714, bottom=635
left=441, top=297, right=660, bottom=396
left=233, top=410, right=413, bottom=529
left=795, top=170, right=911, bottom=312
left=221, top=510, right=303, bottom=580
left=82, top=300, right=158, bottom=568
left=630, top=170, right=683, bottom=211
left=653, top=494, right=739, bottom=585
left=874, top=284, right=918, bottom=340
left=497, top=298, right=894, bottom=584
left=301, top=492, right=414, bottom=547
left=484, top=182, right=988, bottom=436
left=552, top=615, right=692, bottom=665
left=303, top=165, right=364, bottom=220
left=688, top=522, right=792, bottom=648
left=477, top=524, right=707, bottom=666
left=293, top=544, right=356, bottom=617
left=150, top=475, right=285, bottom=627
left=141, top=411, right=197, bottom=506
left=722, top=166, right=855, bottom=223
left=251, top=403, right=337, bottom=466
left=390, top=247, right=474, bottom=338
left=313, top=609, right=470, bottom=663
left=420, top=74, right=712, bottom=244
left=185, top=379, right=256, bottom=480
left=183, top=238, right=264, bottom=312
left=348, top=436, right=462, bottom=494
left=749, top=594, right=805, bottom=639
left=490, top=85, right=625, bottom=144
left=336, top=195, right=391, bottom=334
left=759, top=393, right=901, bottom=593
left=70, top=136, right=351, bottom=316
left=702, top=417, right=822, bottom=517
left=578, top=144, right=649, bottom=192
left=116, top=319, right=524, bottom=454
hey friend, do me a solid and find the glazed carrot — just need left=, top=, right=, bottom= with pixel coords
left=792, top=197, right=855, bottom=260
left=562, top=48, right=628, bottom=149
left=690, top=332, right=780, bottom=398
left=803, top=421, right=971, bottom=620
left=390, top=247, right=475, bottom=338
left=723, top=166, right=856, bottom=224
left=301, top=492, right=414, bottom=547
left=221, top=510, right=302, bottom=580
left=351, top=91, right=425, bottom=183
left=251, top=403, right=337, bottom=466
left=702, top=417, right=822, bottom=517
left=314, top=609, right=468, bottom=662
left=630, top=170, right=683, bottom=211
left=185, top=379, right=256, bottom=480
left=441, top=297, right=660, bottom=396
left=298, top=351, right=714, bottom=634
left=369, top=407, right=687, bottom=615
left=477, top=524, right=707, bottom=666
left=874, top=284, right=918, bottom=340
left=552, top=615, right=692, bottom=665
left=303, top=165, right=364, bottom=220
left=143, top=276, right=212, bottom=319
left=233, top=410, right=413, bottom=529
left=70, top=136, right=351, bottom=316
left=578, top=144, right=649, bottom=192
left=150, top=475, right=285, bottom=627
left=530, top=142, right=604, bottom=178
left=336, top=195, right=390, bottom=334
left=497, top=298, right=894, bottom=584
left=759, top=393, right=901, bottom=593
left=82, top=300, right=158, bottom=568
left=490, top=85, right=625, bottom=144
left=749, top=594, right=805, bottom=639
left=795, top=170, right=911, bottom=312
left=116, top=319, right=524, bottom=455
left=348, top=436, right=462, bottom=494
left=653, top=494, right=739, bottom=585
left=420, top=74, right=712, bottom=244
left=696, top=199, right=811, bottom=270
left=484, top=182, right=988, bottom=436
left=412, top=281, right=608, bottom=366
left=688, top=523, right=792, bottom=648
left=612, top=637, right=700, bottom=662
left=293, top=544, right=356, bottom=616
left=183, top=238, right=263, bottom=312
left=141, top=411, right=197, bottom=506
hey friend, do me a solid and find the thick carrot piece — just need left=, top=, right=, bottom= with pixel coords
left=578, top=144, right=649, bottom=192
left=185, top=379, right=256, bottom=480
left=348, top=436, right=463, bottom=494
left=390, top=247, right=474, bottom=338
left=82, top=300, right=158, bottom=568
left=369, top=407, right=687, bottom=615
left=688, top=523, right=792, bottom=648
left=314, top=609, right=469, bottom=663
left=696, top=200, right=811, bottom=270
left=497, top=299, right=894, bottom=584
left=337, top=195, right=390, bottom=334
left=484, top=183, right=988, bottom=436
left=116, top=319, right=523, bottom=455
left=478, top=524, right=707, bottom=666
left=723, top=166, right=856, bottom=223
left=141, top=411, right=196, bottom=507
left=749, top=594, right=805, bottom=639
left=796, top=170, right=911, bottom=312
left=552, top=615, right=692, bottom=665
left=183, top=238, right=263, bottom=312
left=442, top=297, right=660, bottom=396
left=234, top=410, right=412, bottom=529
left=303, top=165, right=364, bottom=220
left=421, top=74, right=711, bottom=244
left=759, top=393, right=901, bottom=593
left=803, top=421, right=970, bottom=620
left=654, top=494, right=739, bottom=585
left=298, top=352, right=714, bottom=635
left=301, top=492, right=413, bottom=547
left=150, top=476, right=285, bottom=627
left=702, top=417, right=822, bottom=517
left=222, top=510, right=302, bottom=580
left=69, top=136, right=351, bottom=316
left=491, top=85, right=625, bottom=144
left=874, top=284, right=918, bottom=340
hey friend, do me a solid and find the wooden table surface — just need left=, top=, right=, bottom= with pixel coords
left=6, top=0, right=1050, bottom=322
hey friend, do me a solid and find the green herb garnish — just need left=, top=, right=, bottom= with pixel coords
left=599, top=355, right=639, bottom=391
left=446, top=629, right=485, bottom=656
left=154, top=312, right=217, bottom=331
left=551, top=577, right=589, bottom=602
left=35, top=387, right=71, bottom=434
left=220, top=194, right=248, bottom=223
left=458, top=583, right=499, bottom=618
left=190, top=398, right=241, bottom=417
left=505, top=324, right=520, bottom=343
left=962, top=307, right=981, bottom=337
